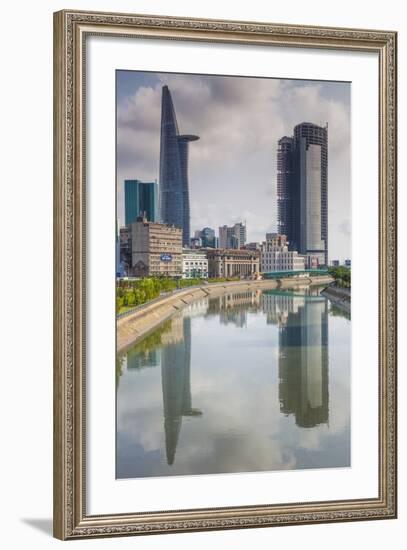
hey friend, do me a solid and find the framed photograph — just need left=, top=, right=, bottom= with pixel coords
left=53, top=9, right=397, bottom=540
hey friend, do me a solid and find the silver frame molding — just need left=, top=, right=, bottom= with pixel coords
left=53, top=9, right=397, bottom=540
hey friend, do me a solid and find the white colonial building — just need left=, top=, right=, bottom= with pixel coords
left=260, top=234, right=306, bottom=273
left=182, top=249, right=208, bottom=279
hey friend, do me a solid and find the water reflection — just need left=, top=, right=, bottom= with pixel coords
left=278, top=297, right=328, bottom=427
left=206, top=290, right=262, bottom=327
left=117, top=287, right=350, bottom=478
left=161, top=317, right=202, bottom=465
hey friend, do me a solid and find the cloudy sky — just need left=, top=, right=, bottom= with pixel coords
left=117, top=71, right=351, bottom=262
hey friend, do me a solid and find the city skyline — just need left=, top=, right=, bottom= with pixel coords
left=117, top=71, right=351, bottom=261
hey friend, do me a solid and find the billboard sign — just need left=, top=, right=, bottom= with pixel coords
left=160, top=253, right=173, bottom=262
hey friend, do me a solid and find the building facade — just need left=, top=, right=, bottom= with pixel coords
left=265, top=233, right=288, bottom=248
left=219, top=222, right=246, bottom=249
left=277, top=136, right=295, bottom=244
left=277, top=122, right=328, bottom=266
left=124, top=179, right=158, bottom=226
left=182, top=249, right=208, bottom=279
left=245, top=242, right=262, bottom=251
left=119, top=225, right=132, bottom=276
left=116, top=220, right=122, bottom=277
left=159, top=85, right=199, bottom=246
left=260, top=234, right=305, bottom=273
left=131, top=216, right=182, bottom=277
left=205, top=248, right=260, bottom=279
left=218, top=226, right=230, bottom=249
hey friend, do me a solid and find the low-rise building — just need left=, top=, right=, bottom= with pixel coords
left=205, top=248, right=260, bottom=279
left=182, top=249, right=208, bottom=279
left=131, top=216, right=182, bottom=277
left=265, top=233, right=288, bottom=247
left=245, top=242, right=262, bottom=251
left=305, top=255, right=320, bottom=269
left=261, top=234, right=305, bottom=272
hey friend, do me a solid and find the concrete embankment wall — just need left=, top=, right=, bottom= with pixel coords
left=117, top=275, right=333, bottom=353
left=321, top=284, right=351, bottom=314
left=277, top=275, right=333, bottom=289
left=117, top=286, right=209, bottom=353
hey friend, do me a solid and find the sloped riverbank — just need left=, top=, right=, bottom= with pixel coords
left=117, top=275, right=333, bottom=352
left=321, top=284, right=351, bottom=315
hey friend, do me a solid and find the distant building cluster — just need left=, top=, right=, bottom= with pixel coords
left=331, top=259, right=351, bottom=267
left=191, top=227, right=218, bottom=249
left=118, top=86, right=337, bottom=280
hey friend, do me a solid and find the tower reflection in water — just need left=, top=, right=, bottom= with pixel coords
left=263, top=289, right=329, bottom=428
left=160, top=315, right=202, bottom=465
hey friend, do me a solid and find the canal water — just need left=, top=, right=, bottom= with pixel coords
left=116, top=287, right=351, bottom=479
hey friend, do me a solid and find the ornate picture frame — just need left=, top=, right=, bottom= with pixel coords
left=53, top=9, right=397, bottom=540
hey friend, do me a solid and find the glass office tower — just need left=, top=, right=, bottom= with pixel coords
left=159, top=85, right=199, bottom=246
left=124, top=179, right=158, bottom=226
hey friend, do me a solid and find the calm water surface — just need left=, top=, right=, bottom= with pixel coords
left=116, top=287, right=351, bottom=478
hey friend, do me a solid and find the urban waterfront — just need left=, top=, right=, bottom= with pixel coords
left=116, top=287, right=350, bottom=479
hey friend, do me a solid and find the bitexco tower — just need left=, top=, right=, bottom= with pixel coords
left=159, top=85, right=199, bottom=246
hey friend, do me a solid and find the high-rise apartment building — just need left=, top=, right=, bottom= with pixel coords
left=159, top=85, right=199, bottom=246
left=277, top=122, right=328, bottom=266
left=218, top=226, right=231, bottom=249
left=124, top=179, right=157, bottom=226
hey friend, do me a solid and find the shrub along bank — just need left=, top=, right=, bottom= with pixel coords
left=327, top=266, right=351, bottom=288
left=116, top=276, right=240, bottom=313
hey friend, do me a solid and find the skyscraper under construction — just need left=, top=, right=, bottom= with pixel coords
left=277, top=122, right=328, bottom=266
